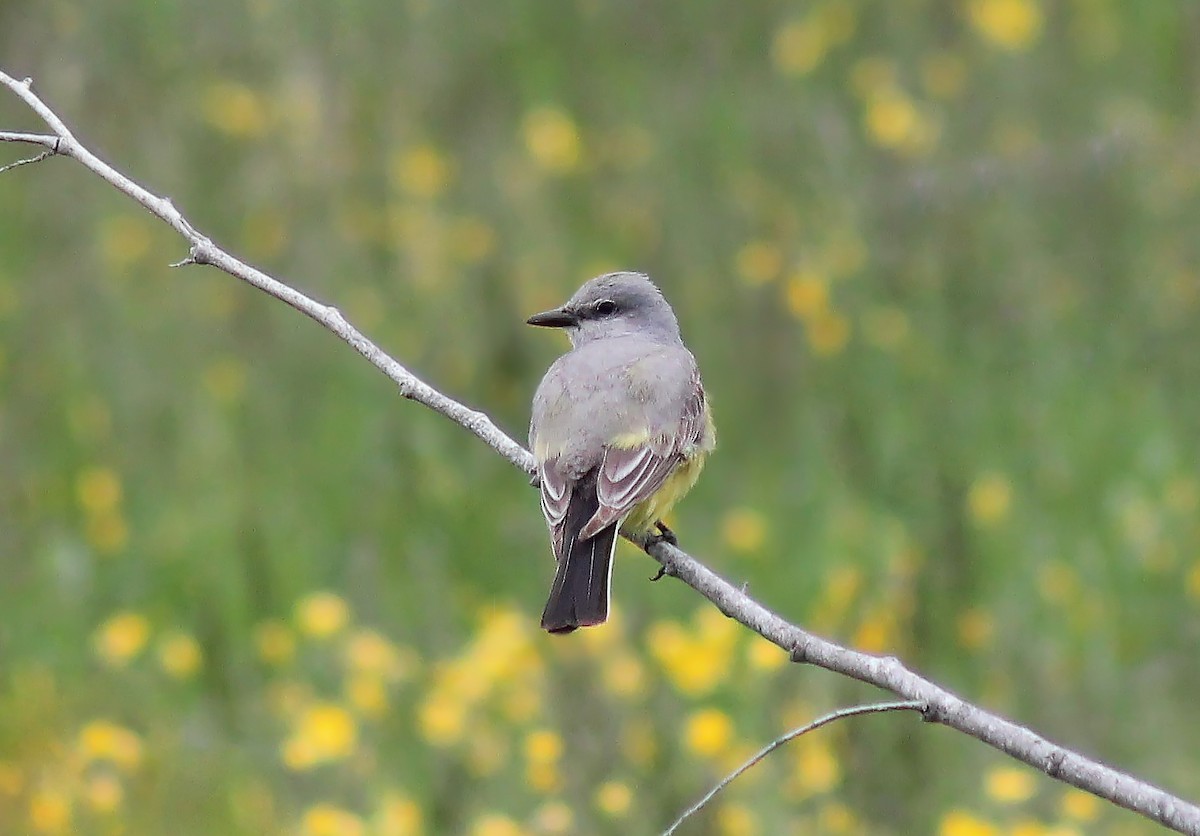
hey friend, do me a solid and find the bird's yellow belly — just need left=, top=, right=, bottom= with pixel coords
left=619, top=452, right=708, bottom=535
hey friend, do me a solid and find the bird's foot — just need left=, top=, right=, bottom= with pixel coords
left=652, top=520, right=678, bottom=546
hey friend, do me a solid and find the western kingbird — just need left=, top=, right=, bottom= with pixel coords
left=527, top=272, right=716, bottom=633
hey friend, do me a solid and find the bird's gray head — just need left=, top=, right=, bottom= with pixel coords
left=526, top=271, right=681, bottom=348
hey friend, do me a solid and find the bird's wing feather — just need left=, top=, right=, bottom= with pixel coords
left=538, top=459, right=572, bottom=531
left=579, top=377, right=708, bottom=539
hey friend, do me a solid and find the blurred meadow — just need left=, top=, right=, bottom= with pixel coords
left=2, top=0, right=1200, bottom=833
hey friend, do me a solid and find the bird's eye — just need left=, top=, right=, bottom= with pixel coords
left=594, top=299, right=618, bottom=316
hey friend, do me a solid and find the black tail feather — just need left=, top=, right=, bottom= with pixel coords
left=541, top=474, right=617, bottom=633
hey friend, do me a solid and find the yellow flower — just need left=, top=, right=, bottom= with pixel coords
left=720, top=508, right=767, bottom=554
left=295, top=591, right=350, bottom=639
left=938, top=809, right=999, bottom=836
left=417, top=692, right=467, bottom=747
left=984, top=766, right=1037, bottom=803
left=451, top=216, right=497, bottom=264
left=93, top=612, right=151, bottom=667
left=375, top=793, right=423, bottom=836
left=1009, top=820, right=1047, bottom=836
left=807, top=310, right=851, bottom=356
left=853, top=606, right=895, bottom=653
left=28, top=787, right=71, bottom=833
left=1037, top=561, right=1077, bottom=605
left=785, top=270, right=830, bottom=319
left=620, top=718, right=658, bottom=767
left=747, top=636, right=787, bottom=671
left=793, top=738, right=840, bottom=796
left=532, top=801, right=573, bottom=834
left=501, top=683, right=542, bottom=724
left=83, top=773, right=123, bottom=813
left=390, top=144, right=452, bottom=199
left=203, top=80, right=270, bottom=139
left=344, top=630, right=412, bottom=680
left=470, top=813, right=525, bottom=836
left=466, top=728, right=508, bottom=777
left=524, top=729, right=563, bottom=765
left=345, top=673, right=389, bottom=718
left=955, top=608, right=994, bottom=650
left=523, top=106, right=581, bottom=174
left=968, top=0, right=1043, bottom=51
left=685, top=708, right=734, bottom=758
left=770, top=5, right=856, bottom=77
left=281, top=703, right=358, bottom=769
left=254, top=620, right=296, bottom=665
left=865, top=90, right=919, bottom=148
left=301, top=803, right=366, bottom=836
left=78, top=720, right=143, bottom=771
left=594, top=781, right=632, bottom=818
left=1059, top=789, right=1100, bottom=822
left=86, top=513, right=129, bottom=555
left=717, top=802, right=759, bottom=836
left=736, top=241, right=783, bottom=285
left=771, top=20, right=827, bottom=77
left=819, top=802, right=860, bottom=833
left=76, top=467, right=122, bottom=515
left=647, top=614, right=734, bottom=696
left=98, top=215, right=152, bottom=270
left=967, top=473, right=1012, bottom=526
left=526, top=762, right=562, bottom=793
left=157, top=631, right=203, bottom=679
left=602, top=651, right=646, bottom=698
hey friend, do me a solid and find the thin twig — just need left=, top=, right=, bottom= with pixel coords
left=663, top=700, right=926, bottom=834
left=2, top=68, right=1199, bottom=836
left=0, top=149, right=50, bottom=173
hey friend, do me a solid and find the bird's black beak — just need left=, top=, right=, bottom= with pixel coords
left=526, top=307, right=579, bottom=328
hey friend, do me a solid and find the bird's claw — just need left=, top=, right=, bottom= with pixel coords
left=653, top=520, right=678, bottom=546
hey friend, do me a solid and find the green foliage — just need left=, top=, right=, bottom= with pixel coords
left=1, top=0, right=1198, bottom=833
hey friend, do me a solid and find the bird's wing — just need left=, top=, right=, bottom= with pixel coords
left=538, top=457, right=573, bottom=531
left=579, top=374, right=709, bottom=539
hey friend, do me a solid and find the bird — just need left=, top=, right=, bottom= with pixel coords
left=526, top=271, right=715, bottom=633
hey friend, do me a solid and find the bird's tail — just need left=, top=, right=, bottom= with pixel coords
left=541, top=478, right=617, bottom=634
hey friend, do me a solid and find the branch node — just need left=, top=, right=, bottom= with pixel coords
left=790, top=637, right=811, bottom=664
left=1044, top=750, right=1066, bottom=779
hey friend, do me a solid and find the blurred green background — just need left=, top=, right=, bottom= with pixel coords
left=2, top=0, right=1199, bottom=834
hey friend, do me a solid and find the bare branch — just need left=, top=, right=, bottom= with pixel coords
left=0, top=70, right=533, bottom=477
left=3, top=68, right=1198, bottom=835
left=0, top=129, right=60, bottom=147
left=663, top=700, right=926, bottom=834
left=0, top=130, right=61, bottom=172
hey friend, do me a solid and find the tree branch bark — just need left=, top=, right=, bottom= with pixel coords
left=3, top=69, right=1197, bottom=835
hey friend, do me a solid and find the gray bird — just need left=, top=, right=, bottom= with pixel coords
left=526, top=272, right=716, bottom=633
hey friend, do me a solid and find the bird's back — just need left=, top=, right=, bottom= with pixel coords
left=530, top=335, right=701, bottom=477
